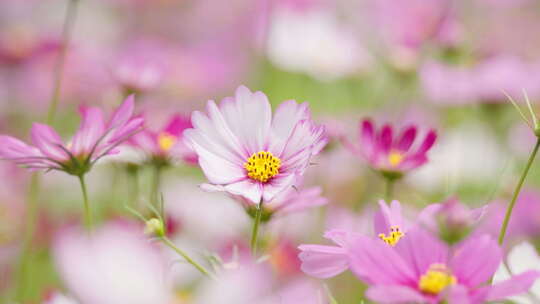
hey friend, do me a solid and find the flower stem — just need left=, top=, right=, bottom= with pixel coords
left=78, top=174, right=92, bottom=230
left=150, top=164, right=163, bottom=216
left=498, top=138, right=540, bottom=245
left=385, top=178, right=395, bottom=202
left=160, top=236, right=213, bottom=278
left=14, top=174, right=40, bottom=300
left=250, top=201, right=263, bottom=256
left=46, top=0, right=80, bottom=124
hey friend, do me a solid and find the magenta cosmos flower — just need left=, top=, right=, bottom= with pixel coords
left=345, top=119, right=436, bottom=178
left=350, top=228, right=540, bottom=304
left=0, top=96, right=143, bottom=176
left=184, top=85, right=327, bottom=203
left=130, top=114, right=196, bottom=166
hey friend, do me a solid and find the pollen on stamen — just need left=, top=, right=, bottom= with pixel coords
left=378, top=225, right=405, bottom=246
left=418, top=264, right=457, bottom=295
left=244, top=151, right=281, bottom=183
left=157, top=132, right=177, bottom=152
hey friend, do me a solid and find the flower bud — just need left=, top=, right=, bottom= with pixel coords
left=144, top=218, right=165, bottom=237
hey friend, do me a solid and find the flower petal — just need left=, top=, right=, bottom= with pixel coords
left=30, top=123, right=69, bottom=162
left=450, top=234, right=501, bottom=287
left=268, top=100, right=310, bottom=156
left=487, top=271, right=540, bottom=301
left=365, top=285, right=427, bottom=304
left=71, top=107, right=106, bottom=156
left=396, top=126, right=417, bottom=152
left=298, top=244, right=349, bottom=279
left=224, top=179, right=263, bottom=204
left=394, top=227, right=449, bottom=278
left=349, top=236, right=416, bottom=285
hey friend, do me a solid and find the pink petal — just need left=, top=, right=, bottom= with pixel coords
left=189, top=104, right=246, bottom=164
left=30, top=123, right=69, bottom=162
left=224, top=179, right=263, bottom=204
left=261, top=173, right=296, bottom=202
left=268, top=100, right=310, bottom=156
left=109, top=95, right=135, bottom=128
left=394, top=227, right=449, bottom=278
left=378, top=124, right=393, bottom=153
left=0, top=135, right=40, bottom=159
left=486, top=270, right=540, bottom=301
left=71, top=107, right=106, bottom=156
left=360, top=119, right=376, bottom=156
left=416, top=130, right=437, bottom=155
left=218, top=86, right=272, bottom=154
left=349, top=236, right=417, bottom=285
left=298, top=244, right=349, bottom=279
left=365, top=285, right=427, bottom=303
left=185, top=129, right=246, bottom=184
left=396, top=126, right=417, bottom=152
left=163, top=114, right=191, bottom=136
left=450, top=234, right=502, bottom=287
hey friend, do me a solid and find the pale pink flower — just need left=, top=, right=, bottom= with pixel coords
left=0, top=96, right=143, bottom=175
left=53, top=222, right=172, bottom=304
left=184, top=85, right=327, bottom=204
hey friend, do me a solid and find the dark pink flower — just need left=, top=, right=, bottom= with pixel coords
left=349, top=228, right=540, bottom=304
left=0, top=96, right=143, bottom=175
left=130, top=114, right=196, bottom=165
left=345, top=119, right=437, bottom=178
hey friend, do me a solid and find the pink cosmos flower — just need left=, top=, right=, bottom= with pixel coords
left=184, top=85, right=327, bottom=204
left=299, top=200, right=405, bottom=278
left=130, top=114, right=197, bottom=166
left=418, top=197, right=487, bottom=244
left=110, top=41, right=167, bottom=94
left=53, top=222, right=172, bottom=304
left=345, top=119, right=436, bottom=178
left=0, top=96, right=143, bottom=176
left=349, top=228, right=540, bottom=304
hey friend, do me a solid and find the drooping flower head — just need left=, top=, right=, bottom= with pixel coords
left=130, top=114, right=197, bottom=166
left=184, top=85, right=327, bottom=204
left=418, top=197, right=487, bottom=244
left=0, top=96, right=143, bottom=176
left=345, top=119, right=436, bottom=179
left=349, top=228, right=540, bottom=304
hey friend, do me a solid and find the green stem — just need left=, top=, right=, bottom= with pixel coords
left=160, top=236, right=213, bottom=278
left=46, top=0, right=80, bottom=124
left=498, top=138, right=540, bottom=245
left=127, top=166, right=139, bottom=207
left=385, top=178, right=395, bottom=202
left=250, top=201, right=263, bottom=256
left=14, top=174, right=40, bottom=300
left=78, top=174, right=92, bottom=230
left=150, top=165, right=163, bottom=216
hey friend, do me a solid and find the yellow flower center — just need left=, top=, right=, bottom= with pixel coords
left=388, top=150, right=404, bottom=167
left=158, top=132, right=177, bottom=152
left=378, top=225, right=405, bottom=246
left=418, top=264, right=457, bottom=295
left=244, top=151, right=281, bottom=183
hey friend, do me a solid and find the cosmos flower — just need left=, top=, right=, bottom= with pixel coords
left=345, top=119, right=436, bottom=179
left=299, top=200, right=407, bottom=279
left=0, top=96, right=143, bottom=176
left=349, top=228, right=540, bottom=304
left=130, top=114, right=197, bottom=166
left=418, top=197, right=487, bottom=244
left=53, top=222, right=172, bottom=304
left=184, top=85, right=327, bottom=204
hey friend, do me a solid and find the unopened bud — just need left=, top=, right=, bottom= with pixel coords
left=145, top=218, right=165, bottom=237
